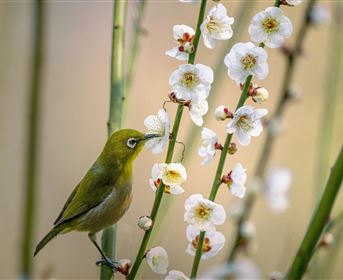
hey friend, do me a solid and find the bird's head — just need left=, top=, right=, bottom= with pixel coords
left=103, top=128, right=160, bottom=163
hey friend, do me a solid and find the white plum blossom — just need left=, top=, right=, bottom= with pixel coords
left=198, top=128, right=218, bottom=165
left=165, top=270, right=190, bottom=280
left=169, top=63, right=214, bottom=102
left=249, top=7, right=293, bottom=48
left=144, top=109, right=170, bottom=154
left=224, top=163, right=247, bottom=198
left=179, top=0, right=197, bottom=3
left=285, top=0, right=302, bottom=6
left=214, top=105, right=231, bottom=121
left=200, top=258, right=261, bottom=279
left=200, top=3, right=234, bottom=49
left=224, top=42, right=269, bottom=84
left=146, top=246, right=169, bottom=274
left=264, top=167, right=292, bottom=213
left=166, top=25, right=195, bottom=61
left=189, top=97, right=208, bottom=126
left=185, top=225, right=225, bottom=259
left=184, top=194, right=226, bottom=231
left=227, top=106, right=268, bottom=146
left=149, top=163, right=187, bottom=195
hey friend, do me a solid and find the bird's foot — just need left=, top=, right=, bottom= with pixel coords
left=96, top=256, right=119, bottom=272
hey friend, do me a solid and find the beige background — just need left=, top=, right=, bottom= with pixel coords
left=0, top=0, right=342, bottom=279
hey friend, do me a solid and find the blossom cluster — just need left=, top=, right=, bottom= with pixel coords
left=138, top=0, right=298, bottom=277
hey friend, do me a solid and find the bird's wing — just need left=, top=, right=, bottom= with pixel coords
left=53, top=163, right=113, bottom=227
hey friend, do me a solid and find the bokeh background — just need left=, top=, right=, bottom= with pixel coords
left=0, top=0, right=342, bottom=279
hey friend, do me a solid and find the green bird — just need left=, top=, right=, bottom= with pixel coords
left=34, top=129, right=159, bottom=269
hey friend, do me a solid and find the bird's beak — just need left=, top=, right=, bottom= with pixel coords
left=144, top=133, right=161, bottom=140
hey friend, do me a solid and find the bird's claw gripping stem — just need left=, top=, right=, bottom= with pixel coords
left=96, top=256, right=119, bottom=272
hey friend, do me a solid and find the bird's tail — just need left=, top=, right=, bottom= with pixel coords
left=34, top=224, right=68, bottom=256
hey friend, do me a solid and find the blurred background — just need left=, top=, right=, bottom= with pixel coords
left=0, top=0, right=342, bottom=279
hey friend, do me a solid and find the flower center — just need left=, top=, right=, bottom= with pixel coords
left=192, top=235, right=212, bottom=253
left=241, top=54, right=257, bottom=70
left=195, top=204, right=212, bottom=219
left=206, top=16, right=221, bottom=33
left=237, top=114, right=254, bottom=131
left=262, top=17, right=280, bottom=34
left=181, top=72, right=199, bottom=88
left=177, top=32, right=194, bottom=53
left=165, top=170, right=181, bottom=184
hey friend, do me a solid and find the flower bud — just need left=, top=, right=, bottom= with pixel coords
left=214, top=105, right=233, bottom=121
left=138, top=215, right=153, bottom=231
left=240, top=221, right=256, bottom=240
left=269, top=271, right=284, bottom=280
left=116, top=259, right=131, bottom=276
left=227, top=142, right=237, bottom=155
left=318, top=233, right=334, bottom=248
left=252, top=87, right=269, bottom=104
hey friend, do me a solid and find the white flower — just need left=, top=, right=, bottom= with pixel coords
left=185, top=225, right=225, bottom=259
left=200, top=3, right=234, bottom=49
left=144, top=109, right=170, bottom=154
left=184, top=194, right=226, bottom=231
left=166, top=25, right=195, bottom=61
left=249, top=7, right=293, bottom=48
left=200, top=258, right=261, bottom=279
left=224, top=42, right=269, bottom=84
left=264, top=167, right=292, bottom=213
left=146, top=246, right=169, bottom=274
left=309, top=5, right=331, bottom=25
left=149, top=163, right=187, bottom=195
left=285, top=0, right=302, bottom=6
left=189, top=97, right=208, bottom=126
left=214, top=105, right=231, bottom=121
left=179, top=0, right=197, bottom=3
left=165, top=270, right=190, bottom=280
left=169, top=64, right=214, bottom=101
left=226, top=106, right=268, bottom=146
left=225, top=163, right=247, bottom=198
left=198, top=128, right=218, bottom=165
left=252, top=87, right=269, bottom=103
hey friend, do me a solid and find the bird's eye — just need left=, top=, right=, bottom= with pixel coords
left=127, top=138, right=137, bottom=149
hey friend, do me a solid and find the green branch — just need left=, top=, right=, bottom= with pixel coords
left=286, top=147, right=343, bottom=279
left=128, top=1, right=208, bottom=279
left=20, top=1, right=45, bottom=278
left=190, top=75, right=252, bottom=279
left=227, top=0, right=317, bottom=262
left=100, top=1, right=127, bottom=279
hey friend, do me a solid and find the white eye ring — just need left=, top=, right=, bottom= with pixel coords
left=127, top=138, right=137, bottom=149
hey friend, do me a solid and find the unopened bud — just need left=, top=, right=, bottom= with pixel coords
left=269, top=271, right=283, bottom=280
left=319, top=233, right=334, bottom=248
left=116, top=259, right=131, bottom=276
left=214, top=105, right=232, bottom=121
left=168, top=92, right=178, bottom=103
left=221, top=171, right=232, bottom=184
left=240, top=221, right=256, bottom=240
left=252, top=87, right=269, bottom=104
left=138, top=215, right=153, bottom=231
left=228, top=142, right=237, bottom=155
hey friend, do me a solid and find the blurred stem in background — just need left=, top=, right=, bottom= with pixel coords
left=227, top=0, right=318, bottom=262
left=286, top=147, right=343, bottom=279
left=311, top=3, right=343, bottom=278
left=182, top=0, right=255, bottom=165
left=20, top=1, right=45, bottom=278
left=101, top=1, right=127, bottom=279
left=128, top=1, right=208, bottom=279
left=125, top=0, right=146, bottom=98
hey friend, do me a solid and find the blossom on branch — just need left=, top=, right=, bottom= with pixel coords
left=226, top=106, right=268, bottom=146
left=166, top=25, right=195, bottom=61
left=165, top=270, right=190, bottom=280
left=146, top=246, right=169, bottom=274
left=222, top=163, right=248, bottom=198
left=198, top=128, right=219, bottom=165
left=200, top=3, right=234, bottom=49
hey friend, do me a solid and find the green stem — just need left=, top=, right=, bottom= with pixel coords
left=101, top=1, right=127, bottom=279
left=286, top=147, right=343, bottom=279
left=20, top=1, right=45, bottom=278
left=227, top=0, right=317, bottom=262
left=190, top=75, right=252, bottom=279
left=124, top=0, right=146, bottom=116
left=128, top=1, right=207, bottom=278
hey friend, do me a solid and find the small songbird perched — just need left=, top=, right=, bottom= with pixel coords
left=34, top=129, right=159, bottom=270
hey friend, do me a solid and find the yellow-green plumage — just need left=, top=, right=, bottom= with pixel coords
left=34, top=129, right=153, bottom=257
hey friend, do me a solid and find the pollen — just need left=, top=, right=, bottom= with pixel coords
left=181, top=72, right=199, bottom=88
left=206, top=16, right=221, bottom=33
left=195, top=204, right=212, bottom=219
left=192, top=235, right=212, bottom=253
left=241, top=54, right=257, bottom=70
left=262, top=17, right=280, bottom=34
left=237, top=114, right=254, bottom=131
